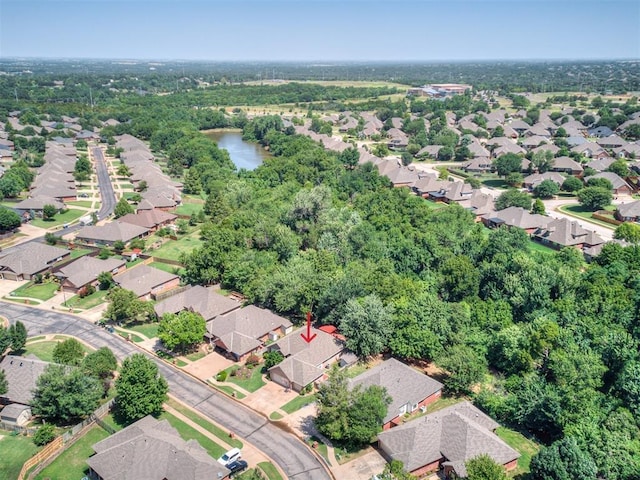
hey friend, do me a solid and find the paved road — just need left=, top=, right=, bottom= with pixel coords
left=2, top=303, right=331, bottom=480
left=92, top=147, right=116, bottom=220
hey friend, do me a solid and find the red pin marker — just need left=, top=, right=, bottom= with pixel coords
left=300, top=311, right=317, bottom=344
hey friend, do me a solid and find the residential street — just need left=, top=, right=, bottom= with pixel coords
left=1, top=302, right=332, bottom=480
left=92, top=146, right=117, bottom=220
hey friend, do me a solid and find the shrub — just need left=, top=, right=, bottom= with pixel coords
left=216, top=370, right=228, bottom=382
left=245, top=353, right=260, bottom=368
left=33, top=423, right=56, bottom=446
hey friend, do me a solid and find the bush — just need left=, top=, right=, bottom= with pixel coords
left=216, top=370, right=228, bottom=382
left=78, top=284, right=96, bottom=298
left=33, top=423, right=56, bottom=446
left=245, top=353, right=260, bottom=368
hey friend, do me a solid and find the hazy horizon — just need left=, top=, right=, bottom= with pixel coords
left=1, top=1, right=638, bottom=62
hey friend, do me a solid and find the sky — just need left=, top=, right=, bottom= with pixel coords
left=1, top=0, right=639, bottom=61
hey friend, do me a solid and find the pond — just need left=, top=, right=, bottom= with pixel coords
left=204, top=129, right=270, bottom=171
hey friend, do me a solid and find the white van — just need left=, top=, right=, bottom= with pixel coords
left=217, top=448, right=241, bottom=466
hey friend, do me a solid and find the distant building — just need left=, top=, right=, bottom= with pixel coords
left=407, top=84, right=472, bottom=98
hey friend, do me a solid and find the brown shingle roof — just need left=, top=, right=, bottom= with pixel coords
left=57, top=256, right=126, bottom=290
left=0, top=355, right=53, bottom=405
left=0, top=243, right=70, bottom=277
left=113, top=265, right=179, bottom=298
left=76, top=221, right=149, bottom=244
left=154, top=285, right=240, bottom=321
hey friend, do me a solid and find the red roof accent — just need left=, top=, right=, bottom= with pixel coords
left=318, top=325, right=337, bottom=334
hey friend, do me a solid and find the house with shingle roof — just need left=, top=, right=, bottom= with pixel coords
left=613, top=143, right=640, bottom=159
left=532, top=218, right=604, bottom=250
left=87, top=415, right=230, bottom=480
left=457, top=190, right=496, bottom=218
left=571, top=142, right=607, bottom=158
left=14, top=196, right=65, bottom=217
left=549, top=156, right=583, bottom=175
left=586, top=157, right=616, bottom=172
left=75, top=221, right=150, bottom=246
left=482, top=207, right=551, bottom=234
left=268, top=328, right=344, bottom=392
left=522, top=172, right=565, bottom=189
left=113, top=265, right=180, bottom=300
left=119, top=210, right=177, bottom=232
left=349, top=359, right=443, bottom=430
left=207, top=305, right=293, bottom=361
left=55, top=256, right=126, bottom=294
left=597, top=134, right=627, bottom=149
left=615, top=200, right=640, bottom=222
left=585, top=171, right=632, bottom=195
left=0, top=355, right=54, bottom=406
left=377, top=401, right=520, bottom=478
left=154, top=285, right=241, bottom=321
left=0, top=243, right=70, bottom=281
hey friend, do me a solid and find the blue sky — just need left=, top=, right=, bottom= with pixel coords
left=1, top=0, right=638, bottom=61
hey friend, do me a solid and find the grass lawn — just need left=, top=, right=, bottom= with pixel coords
left=186, top=351, right=206, bottom=362
left=423, top=395, right=463, bottom=414
left=166, top=398, right=243, bottom=449
left=0, top=431, right=41, bottom=480
left=306, top=436, right=331, bottom=466
left=118, top=183, right=134, bottom=190
left=23, top=339, right=91, bottom=362
left=10, top=281, right=59, bottom=301
left=69, top=248, right=92, bottom=259
left=174, top=203, right=203, bottom=216
left=151, top=233, right=203, bottom=261
left=557, top=204, right=616, bottom=229
left=527, top=239, right=556, bottom=255
left=31, top=208, right=85, bottom=228
left=481, top=178, right=508, bottom=189
left=123, top=191, right=140, bottom=200
left=117, top=330, right=145, bottom=343
left=422, top=200, right=447, bottom=210
left=210, top=383, right=247, bottom=399
left=224, top=366, right=266, bottom=393
left=63, top=289, right=109, bottom=310
left=34, top=424, right=110, bottom=480
left=149, top=261, right=185, bottom=275
left=269, top=411, right=283, bottom=420
left=258, top=462, right=284, bottom=480
left=159, top=410, right=226, bottom=458
left=496, top=427, right=540, bottom=476
left=280, top=394, right=316, bottom=414
left=127, top=322, right=160, bottom=339
left=65, top=200, right=93, bottom=208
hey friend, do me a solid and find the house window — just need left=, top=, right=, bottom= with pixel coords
left=399, top=405, right=407, bottom=415
left=411, top=403, right=418, bottom=412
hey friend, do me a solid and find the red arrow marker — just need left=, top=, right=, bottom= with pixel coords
left=300, top=311, right=317, bottom=344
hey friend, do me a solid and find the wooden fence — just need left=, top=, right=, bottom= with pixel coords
left=18, top=437, right=64, bottom=479
left=592, top=210, right=622, bottom=226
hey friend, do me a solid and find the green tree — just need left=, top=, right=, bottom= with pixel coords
left=315, top=364, right=351, bottom=442
left=440, top=255, right=480, bottom=301
left=31, top=364, right=102, bottom=424
left=112, top=240, right=126, bottom=254
left=182, top=168, right=202, bottom=194
left=0, top=368, right=7, bottom=395
left=8, top=321, right=27, bottom=353
left=52, top=338, right=85, bottom=366
left=340, top=295, right=392, bottom=359
left=586, top=177, right=613, bottom=190
left=617, top=361, right=640, bottom=417
left=44, top=232, right=58, bottom=245
left=33, top=423, right=56, bottom=446
left=607, top=159, right=630, bottom=178
left=437, top=344, right=487, bottom=395
left=532, top=198, right=546, bottom=214
left=82, top=347, right=118, bottom=380
left=97, top=271, right=114, bottom=290
left=137, top=180, right=148, bottom=192
left=534, top=179, right=560, bottom=198
left=347, top=384, right=392, bottom=445
left=577, top=187, right=612, bottom=211
left=263, top=350, right=284, bottom=370
left=465, top=454, right=508, bottom=480
left=561, top=176, right=583, bottom=192
left=437, top=146, right=454, bottom=161
left=614, top=222, right=640, bottom=244
left=73, top=169, right=90, bottom=184
left=375, top=460, right=416, bottom=480
left=339, top=147, right=360, bottom=169
left=158, top=311, right=206, bottom=352
left=114, top=197, right=134, bottom=218
left=0, top=207, right=21, bottom=232
left=505, top=172, right=523, bottom=187
left=494, top=153, right=523, bottom=177
left=495, top=190, right=532, bottom=211
left=42, top=203, right=57, bottom=220
left=104, top=287, right=155, bottom=324
left=116, top=354, right=168, bottom=424
left=530, top=436, right=597, bottom=480
left=117, top=163, right=131, bottom=177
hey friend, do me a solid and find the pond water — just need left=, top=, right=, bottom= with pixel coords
left=204, top=130, right=269, bottom=171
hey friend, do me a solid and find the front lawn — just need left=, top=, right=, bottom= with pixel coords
left=557, top=204, right=616, bottom=229
left=159, top=410, right=226, bottom=458
left=34, top=424, right=110, bottom=480
left=30, top=208, right=85, bottom=228
left=10, top=281, right=59, bottom=301
left=224, top=365, right=266, bottom=393
left=63, top=289, right=108, bottom=310
left=127, top=322, right=160, bottom=339
left=150, top=233, right=203, bottom=262
left=65, top=200, right=93, bottom=208
left=0, top=431, right=41, bottom=480
left=306, top=436, right=331, bottom=466
left=258, top=462, right=285, bottom=480
left=280, top=394, right=316, bottom=414
left=23, top=339, right=92, bottom=362
left=210, top=383, right=246, bottom=399
left=496, top=426, right=540, bottom=475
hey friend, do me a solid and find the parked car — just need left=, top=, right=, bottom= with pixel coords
left=217, top=448, right=241, bottom=466
left=227, top=460, right=248, bottom=476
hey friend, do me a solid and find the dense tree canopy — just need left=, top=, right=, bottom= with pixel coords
left=115, top=354, right=168, bottom=424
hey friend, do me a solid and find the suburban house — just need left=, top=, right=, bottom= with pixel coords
left=86, top=415, right=230, bottom=480
left=113, top=265, right=180, bottom=300
left=532, top=217, right=605, bottom=250
left=377, top=401, right=520, bottom=479
left=571, top=143, right=607, bottom=159
left=457, top=190, right=495, bottom=218
left=463, top=157, right=493, bottom=173
left=597, top=134, right=627, bottom=149
left=206, top=305, right=293, bottom=362
left=522, top=172, right=565, bottom=189
left=75, top=222, right=150, bottom=246
left=0, top=403, right=32, bottom=426
left=549, top=156, right=584, bottom=175
left=14, top=196, right=65, bottom=218
left=613, top=143, right=640, bottom=159
left=0, top=243, right=71, bottom=281
left=118, top=210, right=177, bottom=232
left=55, top=256, right=126, bottom=294
left=268, top=328, right=345, bottom=392
left=586, top=157, right=616, bottom=172
left=0, top=355, right=53, bottom=407
left=482, top=206, right=552, bottom=234
left=154, top=285, right=241, bottom=321
left=615, top=200, right=640, bottom=222
left=585, top=172, right=633, bottom=195
left=349, top=359, right=443, bottom=430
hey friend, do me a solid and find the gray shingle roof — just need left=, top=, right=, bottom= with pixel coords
left=349, top=359, right=442, bottom=424
left=154, top=285, right=240, bottom=321
left=0, top=355, right=53, bottom=405
left=0, top=403, right=31, bottom=421
left=378, top=401, right=519, bottom=477
left=87, top=415, right=230, bottom=480
left=76, top=221, right=149, bottom=244
left=617, top=200, right=640, bottom=218
left=113, top=265, right=179, bottom=298
left=57, top=256, right=126, bottom=290
left=0, top=243, right=70, bottom=277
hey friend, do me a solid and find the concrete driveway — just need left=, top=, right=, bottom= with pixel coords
left=183, top=351, right=234, bottom=380
left=243, top=379, right=300, bottom=416
left=332, top=448, right=388, bottom=480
